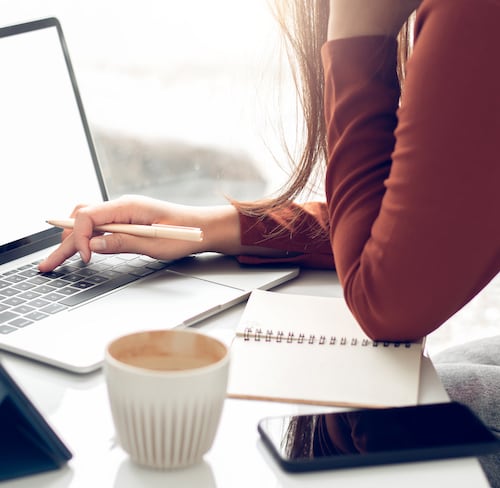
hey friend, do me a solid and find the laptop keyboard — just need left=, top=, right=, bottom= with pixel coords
left=0, top=254, right=169, bottom=335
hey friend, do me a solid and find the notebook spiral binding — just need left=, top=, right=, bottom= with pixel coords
left=240, top=327, right=411, bottom=348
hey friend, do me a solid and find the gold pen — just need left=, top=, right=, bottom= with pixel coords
left=46, top=219, right=203, bottom=242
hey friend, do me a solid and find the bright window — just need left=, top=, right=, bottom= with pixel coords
left=3, top=0, right=300, bottom=204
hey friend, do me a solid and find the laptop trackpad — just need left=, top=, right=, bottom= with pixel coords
left=81, top=269, right=246, bottom=327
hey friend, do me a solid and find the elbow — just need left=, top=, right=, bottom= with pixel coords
left=349, top=301, right=439, bottom=343
left=355, top=312, right=435, bottom=344
left=343, top=280, right=444, bottom=343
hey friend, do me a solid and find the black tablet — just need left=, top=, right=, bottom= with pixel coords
left=0, top=362, right=72, bottom=481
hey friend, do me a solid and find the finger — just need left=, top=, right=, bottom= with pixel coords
left=89, top=233, right=128, bottom=254
left=71, top=210, right=101, bottom=263
left=88, top=233, right=197, bottom=262
left=38, top=235, right=80, bottom=272
left=61, top=228, right=74, bottom=241
left=66, top=202, right=136, bottom=263
left=89, top=233, right=159, bottom=256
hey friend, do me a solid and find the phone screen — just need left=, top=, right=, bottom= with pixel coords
left=258, top=402, right=500, bottom=472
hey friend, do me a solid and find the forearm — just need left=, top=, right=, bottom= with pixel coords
left=323, top=36, right=399, bottom=283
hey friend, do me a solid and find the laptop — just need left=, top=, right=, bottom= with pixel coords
left=0, top=17, right=299, bottom=373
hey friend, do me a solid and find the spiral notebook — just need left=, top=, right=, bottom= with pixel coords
left=227, top=290, right=424, bottom=408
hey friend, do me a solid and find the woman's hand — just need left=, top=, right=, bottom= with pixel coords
left=328, top=0, right=422, bottom=40
left=38, top=195, right=242, bottom=272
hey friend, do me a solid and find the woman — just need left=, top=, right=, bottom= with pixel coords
left=39, top=1, right=499, bottom=483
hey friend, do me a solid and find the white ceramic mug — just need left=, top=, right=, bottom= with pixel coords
left=104, top=329, right=229, bottom=469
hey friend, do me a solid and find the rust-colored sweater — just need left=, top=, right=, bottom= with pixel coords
left=238, top=0, right=500, bottom=341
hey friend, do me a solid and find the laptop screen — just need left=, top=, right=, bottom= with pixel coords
left=0, top=18, right=106, bottom=263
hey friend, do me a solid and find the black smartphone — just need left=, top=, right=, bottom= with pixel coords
left=258, top=402, right=500, bottom=472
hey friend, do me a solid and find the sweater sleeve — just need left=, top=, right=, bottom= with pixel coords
left=322, top=0, right=500, bottom=341
left=237, top=201, right=335, bottom=269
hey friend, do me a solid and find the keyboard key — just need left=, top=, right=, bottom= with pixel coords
left=3, top=297, right=26, bottom=307
left=72, top=281, right=95, bottom=290
left=12, top=281, right=37, bottom=291
left=61, top=273, right=86, bottom=283
left=27, top=275, right=51, bottom=285
left=0, top=311, right=19, bottom=323
left=86, top=263, right=112, bottom=272
left=45, top=279, right=71, bottom=289
left=0, top=325, right=16, bottom=334
left=28, top=298, right=51, bottom=308
left=53, top=265, right=79, bottom=275
left=4, top=275, right=27, bottom=284
left=146, top=261, right=170, bottom=270
left=129, top=267, right=156, bottom=278
left=18, top=269, right=40, bottom=278
left=91, top=256, right=123, bottom=267
left=43, top=292, right=66, bottom=302
left=74, top=268, right=97, bottom=277
left=60, top=273, right=139, bottom=307
left=95, top=270, right=121, bottom=280
left=18, top=290, right=42, bottom=300
left=25, top=311, right=49, bottom=321
left=12, top=305, right=35, bottom=315
left=9, top=317, right=33, bottom=328
left=85, top=275, right=109, bottom=285
left=40, top=270, right=66, bottom=279
left=1, top=269, right=18, bottom=276
left=33, top=285, right=58, bottom=294
left=0, top=288, right=21, bottom=297
left=56, top=287, right=80, bottom=297
left=41, top=303, right=67, bottom=314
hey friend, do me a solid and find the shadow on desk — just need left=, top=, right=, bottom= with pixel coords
left=114, top=459, right=216, bottom=487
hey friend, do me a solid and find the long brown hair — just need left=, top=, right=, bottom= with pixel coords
left=234, top=2, right=413, bottom=220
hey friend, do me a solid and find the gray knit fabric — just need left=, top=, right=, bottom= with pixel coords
left=433, top=336, right=500, bottom=488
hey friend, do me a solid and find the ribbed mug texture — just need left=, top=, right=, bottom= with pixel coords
left=105, top=330, right=229, bottom=469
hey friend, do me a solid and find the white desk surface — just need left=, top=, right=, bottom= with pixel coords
left=0, top=268, right=490, bottom=488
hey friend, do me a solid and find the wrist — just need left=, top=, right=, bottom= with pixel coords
left=196, top=204, right=292, bottom=259
left=198, top=205, right=242, bottom=255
